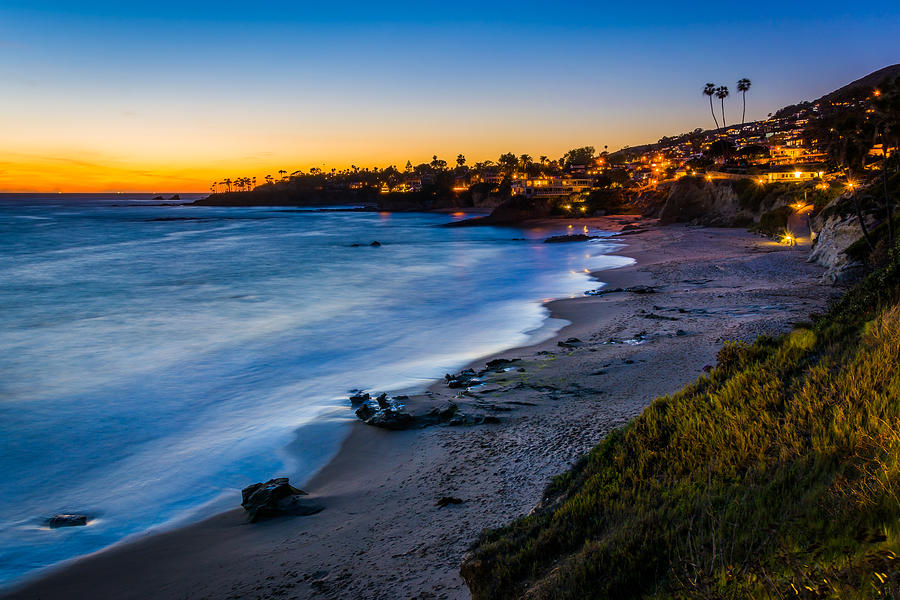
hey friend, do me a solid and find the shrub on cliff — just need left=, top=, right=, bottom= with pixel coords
left=755, top=205, right=794, bottom=236
left=461, top=259, right=900, bottom=599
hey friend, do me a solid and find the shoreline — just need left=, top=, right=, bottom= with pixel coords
left=4, top=218, right=837, bottom=600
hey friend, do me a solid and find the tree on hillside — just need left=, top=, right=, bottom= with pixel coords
left=431, top=155, right=448, bottom=171
left=456, top=154, right=466, bottom=168
left=872, top=76, right=900, bottom=252
left=705, top=139, right=736, bottom=160
left=498, top=152, right=519, bottom=175
left=703, top=83, right=720, bottom=130
left=520, top=154, right=533, bottom=174
left=737, top=78, right=752, bottom=125
left=562, top=146, right=595, bottom=168
left=715, top=86, right=730, bottom=129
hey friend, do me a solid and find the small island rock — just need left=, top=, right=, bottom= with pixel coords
left=47, top=514, right=88, bottom=528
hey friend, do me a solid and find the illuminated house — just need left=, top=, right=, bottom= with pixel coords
left=764, top=169, right=825, bottom=183
left=512, top=177, right=594, bottom=198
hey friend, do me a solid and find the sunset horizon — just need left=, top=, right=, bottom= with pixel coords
left=2, top=1, right=898, bottom=192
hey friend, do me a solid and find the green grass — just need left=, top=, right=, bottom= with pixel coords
left=461, top=258, right=900, bottom=600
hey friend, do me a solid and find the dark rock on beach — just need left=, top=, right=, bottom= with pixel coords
left=585, top=285, right=658, bottom=296
left=241, top=478, right=322, bottom=522
left=627, top=285, right=659, bottom=294
left=484, top=358, right=520, bottom=370
left=558, top=337, right=584, bottom=348
left=585, top=287, right=624, bottom=296
left=448, top=413, right=500, bottom=426
left=435, top=496, right=463, bottom=508
left=365, top=407, right=416, bottom=430
left=47, top=514, right=88, bottom=528
left=355, top=401, right=378, bottom=421
left=544, top=234, right=597, bottom=243
left=349, top=391, right=370, bottom=405
left=445, top=368, right=481, bottom=389
left=354, top=394, right=459, bottom=430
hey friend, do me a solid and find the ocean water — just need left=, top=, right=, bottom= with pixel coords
left=0, top=194, right=633, bottom=587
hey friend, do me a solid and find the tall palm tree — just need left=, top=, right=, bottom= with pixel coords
left=737, top=78, right=751, bottom=125
left=703, top=83, right=719, bottom=130
left=520, top=154, right=533, bottom=174
left=715, top=86, right=730, bottom=129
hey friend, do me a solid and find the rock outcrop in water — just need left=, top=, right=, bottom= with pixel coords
left=46, top=514, right=89, bottom=528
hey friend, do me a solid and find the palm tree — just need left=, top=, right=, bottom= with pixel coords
left=737, top=78, right=751, bottom=126
left=520, top=154, right=533, bottom=174
left=715, top=86, right=730, bottom=129
left=703, top=83, right=719, bottom=130
left=456, top=154, right=466, bottom=168
left=278, top=169, right=287, bottom=181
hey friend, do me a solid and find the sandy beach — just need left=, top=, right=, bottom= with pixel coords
left=5, top=218, right=837, bottom=600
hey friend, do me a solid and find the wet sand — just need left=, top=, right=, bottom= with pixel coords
left=6, top=218, right=836, bottom=600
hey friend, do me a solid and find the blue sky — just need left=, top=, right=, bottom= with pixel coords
left=0, top=1, right=898, bottom=190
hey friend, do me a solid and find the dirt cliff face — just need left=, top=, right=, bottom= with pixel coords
left=658, top=178, right=754, bottom=226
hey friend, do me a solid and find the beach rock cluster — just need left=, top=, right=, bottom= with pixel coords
left=352, top=394, right=459, bottom=430
left=350, top=359, right=522, bottom=430
left=447, top=359, right=521, bottom=387
left=584, top=285, right=659, bottom=296
left=241, top=478, right=323, bottom=522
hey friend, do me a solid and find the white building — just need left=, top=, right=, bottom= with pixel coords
left=511, top=177, right=594, bottom=198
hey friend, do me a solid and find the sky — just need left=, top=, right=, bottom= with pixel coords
left=0, top=1, right=899, bottom=192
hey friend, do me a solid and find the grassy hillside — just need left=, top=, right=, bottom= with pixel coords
left=461, top=257, right=900, bottom=599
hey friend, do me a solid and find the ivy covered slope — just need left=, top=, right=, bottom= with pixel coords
left=461, top=258, right=900, bottom=599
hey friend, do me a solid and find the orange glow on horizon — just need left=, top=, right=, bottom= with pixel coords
left=0, top=116, right=672, bottom=193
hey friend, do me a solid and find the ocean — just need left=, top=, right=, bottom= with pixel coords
left=0, top=194, right=632, bottom=587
